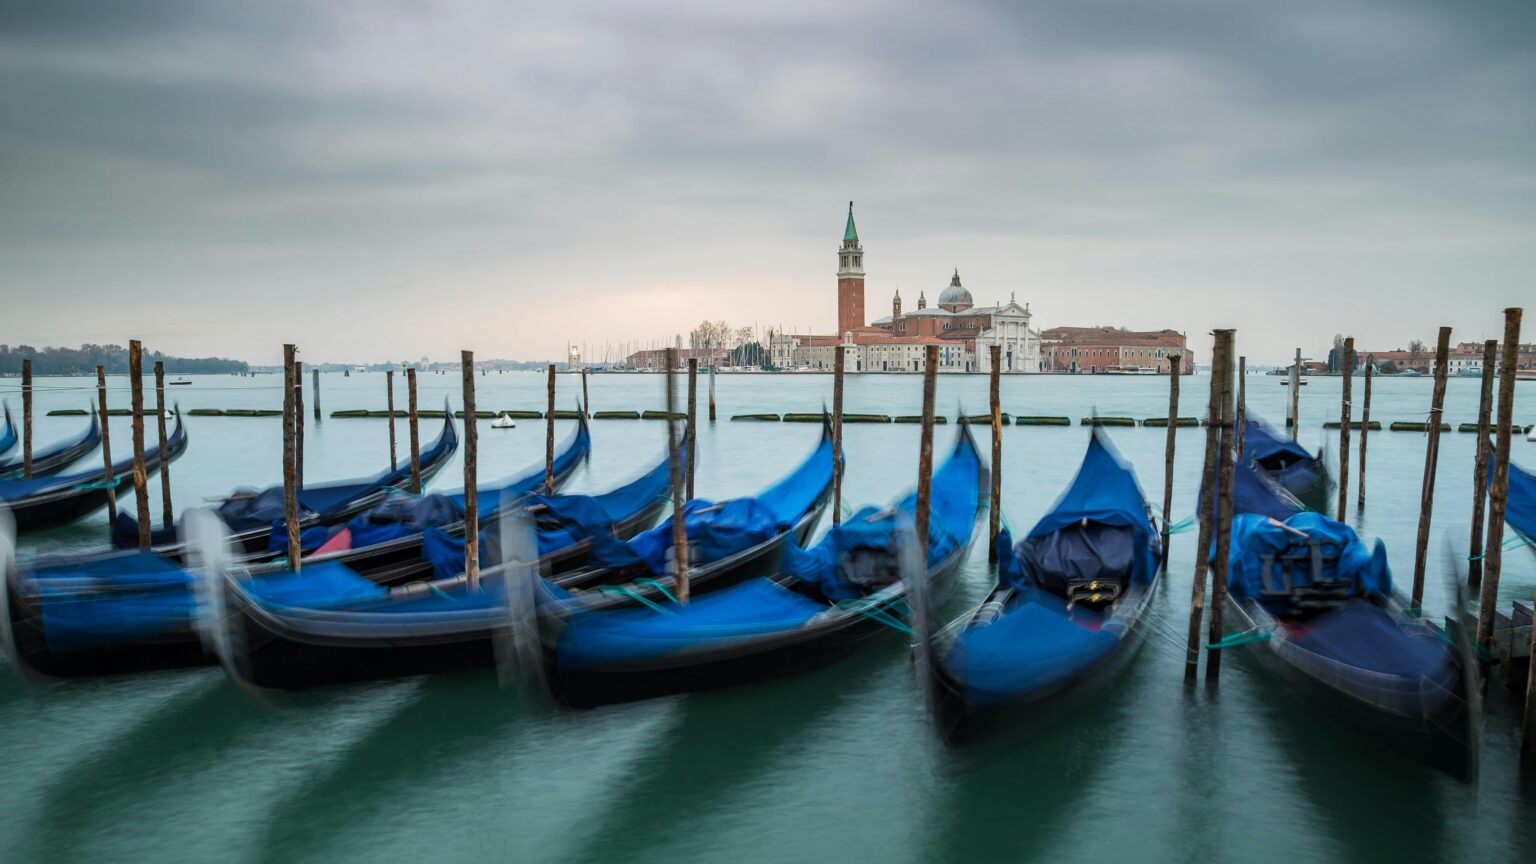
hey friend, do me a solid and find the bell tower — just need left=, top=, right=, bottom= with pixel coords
left=837, top=201, right=865, bottom=335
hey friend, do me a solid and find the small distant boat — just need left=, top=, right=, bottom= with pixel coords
left=1396, top=369, right=1422, bottom=378
left=169, top=377, right=192, bottom=386
left=1280, top=379, right=1309, bottom=386
left=491, top=412, right=516, bottom=429
left=1454, top=368, right=1483, bottom=378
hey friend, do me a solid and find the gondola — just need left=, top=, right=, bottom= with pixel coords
left=0, top=443, right=654, bottom=680
left=1242, top=417, right=1332, bottom=514
left=917, top=428, right=1161, bottom=743
left=205, top=420, right=836, bottom=690
left=0, top=404, right=16, bottom=460
left=0, top=407, right=102, bottom=478
left=1220, top=511, right=1481, bottom=780
left=539, top=424, right=985, bottom=708
left=0, top=412, right=188, bottom=534
left=112, top=407, right=460, bottom=557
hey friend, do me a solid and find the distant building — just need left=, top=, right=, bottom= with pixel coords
left=1040, top=327, right=1191, bottom=373
left=625, top=347, right=729, bottom=370
left=1363, top=341, right=1536, bottom=376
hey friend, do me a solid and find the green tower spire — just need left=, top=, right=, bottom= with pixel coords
left=843, top=201, right=859, bottom=244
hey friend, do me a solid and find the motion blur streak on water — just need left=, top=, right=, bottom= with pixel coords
left=0, top=372, right=1533, bottom=863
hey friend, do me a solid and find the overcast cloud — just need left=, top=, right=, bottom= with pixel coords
left=2, top=0, right=1533, bottom=364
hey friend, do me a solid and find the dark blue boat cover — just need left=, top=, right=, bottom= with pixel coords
left=586, top=431, right=833, bottom=573
left=1243, top=417, right=1315, bottom=467
left=242, top=562, right=389, bottom=608
left=943, top=589, right=1118, bottom=711
left=1508, top=458, right=1535, bottom=544
left=1225, top=512, right=1391, bottom=603
left=783, top=431, right=980, bottom=601
left=0, top=410, right=100, bottom=476
left=1200, top=459, right=1306, bottom=524
left=33, top=552, right=195, bottom=652
left=1290, top=599, right=1456, bottom=698
left=1241, top=417, right=1330, bottom=509
left=0, top=416, right=183, bottom=503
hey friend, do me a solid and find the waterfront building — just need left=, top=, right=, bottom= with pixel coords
left=1040, top=327, right=1191, bottom=373
left=625, top=347, right=729, bottom=370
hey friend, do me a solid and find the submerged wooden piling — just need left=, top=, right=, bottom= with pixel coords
left=312, top=366, right=321, bottom=422
left=462, top=350, right=479, bottom=590
left=1186, top=336, right=1226, bottom=683
left=545, top=364, right=556, bottom=493
left=1336, top=337, right=1354, bottom=518
left=1477, top=307, right=1524, bottom=653
left=20, top=358, right=31, bottom=478
left=1207, top=331, right=1237, bottom=684
left=1162, top=354, right=1181, bottom=551
left=96, top=365, right=117, bottom=522
left=1289, top=348, right=1301, bottom=438
left=988, top=344, right=1002, bottom=560
left=665, top=348, right=690, bottom=603
left=708, top=363, right=717, bottom=422
left=1358, top=357, right=1373, bottom=507
left=832, top=346, right=845, bottom=527
left=686, top=358, right=698, bottom=501
left=154, top=361, right=172, bottom=526
left=282, top=345, right=300, bottom=569
left=386, top=369, right=398, bottom=472
left=294, top=360, right=305, bottom=486
left=407, top=367, right=421, bottom=494
left=915, top=344, right=939, bottom=555
left=1411, top=327, right=1452, bottom=609
left=1468, top=340, right=1497, bottom=591
left=128, top=341, right=151, bottom=550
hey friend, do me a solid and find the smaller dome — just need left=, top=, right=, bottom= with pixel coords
left=938, top=269, right=972, bottom=308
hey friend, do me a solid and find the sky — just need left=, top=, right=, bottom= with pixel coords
left=2, top=0, right=1533, bottom=366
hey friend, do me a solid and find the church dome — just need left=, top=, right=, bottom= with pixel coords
left=938, top=269, right=972, bottom=308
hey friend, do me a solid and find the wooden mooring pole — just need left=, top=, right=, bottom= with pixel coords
left=545, top=363, right=556, bottom=493
left=312, top=366, right=321, bottom=422
left=407, top=367, right=421, bottom=494
left=1336, top=337, right=1354, bottom=518
left=96, top=365, right=117, bottom=522
left=988, top=344, right=1002, bottom=561
left=1411, top=327, right=1452, bottom=610
left=1468, top=340, right=1497, bottom=591
left=915, top=344, right=939, bottom=556
left=294, top=360, right=305, bottom=486
left=462, top=350, right=479, bottom=590
left=1476, top=307, right=1523, bottom=654
left=1357, top=357, right=1373, bottom=508
left=282, top=344, right=300, bottom=569
left=128, top=341, right=151, bottom=551
left=832, top=346, right=845, bottom=527
left=386, top=369, right=398, bottom=472
left=665, top=348, right=690, bottom=603
left=708, top=363, right=717, bottom=423
left=686, top=358, right=698, bottom=501
left=1235, top=356, right=1247, bottom=458
left=1162, top=354, right=1181, bottom=556
left=581, top=367, right=590, bottom=419
left=1289, top=348, right=1301, bottom=438
left=1185, top=337, right=1226, bottom=683
left=1206, top=330, right=1237, bottom=685
left=20, top=358, right=31, bottom=478
left=154, top=361, right=172, bottom=526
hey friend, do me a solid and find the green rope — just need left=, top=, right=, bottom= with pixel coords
left=599, top=584, right=674, bottom=615
left=73, top=476, right=126, bottom=491
left=1469, top=534, right=1533, bottom=561
left=1162, top=514, right=1197, bottom=537
left=835, top=598, right=913, bottom=635
left=1206, top=629, right=1271, bottom=649
left=634, top=578, right=678, bottom=604
left=429, top=583, right=455, bottom=600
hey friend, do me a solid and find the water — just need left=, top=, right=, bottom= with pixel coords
left=2, top=371, right=1533, bottom=863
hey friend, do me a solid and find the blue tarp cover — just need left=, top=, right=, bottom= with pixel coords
left=1202, top=459, right=1306, bottom=523
left=1290, top=599, right=1455, bottom=693
left=1243, top=418, right=1315, bottom=466
left=943, top=589, right=1118, bottom=712
left=242, top=562, right=389, bottom=609
left=1225, top=511, right=1391, bottom=604
left=33, top=552, right=195, bottom=652
left=1509, top=459, right=1535, bottom=544
left=1, top=416, right=181, bottom=503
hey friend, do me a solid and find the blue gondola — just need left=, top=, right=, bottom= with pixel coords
left=0, top=408, right=101, bottom=479
left=918, top=428, right=1160, bottom=742
left=1242, top=416, right=1333, bottom=513
left=540, top=424, right=986, bottom=707
left=1508, top=458, right=1534, bottom=551
left=0, top=404, right=16, bottom=460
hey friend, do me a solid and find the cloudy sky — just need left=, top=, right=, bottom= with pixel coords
left=2, top=0, right=1532, bottom=365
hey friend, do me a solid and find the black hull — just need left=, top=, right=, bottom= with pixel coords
left=8, top=418, right=188, bottom=535
left=0, top=417, right=100, bottom=479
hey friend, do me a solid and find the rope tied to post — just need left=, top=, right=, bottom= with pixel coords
left=1162, top=514, right=1197, bottom=537
left=1205, top=627, right=1272, bottom=650
left=834, top=597, right=914, bottom=635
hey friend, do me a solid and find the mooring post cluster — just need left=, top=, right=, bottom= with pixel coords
left=1185, top=330, right=1237, bottom=683
left=1467, top=340, right=1497, bottom=591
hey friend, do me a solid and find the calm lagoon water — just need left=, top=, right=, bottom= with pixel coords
left=1, top=370, right=1533, bottom=863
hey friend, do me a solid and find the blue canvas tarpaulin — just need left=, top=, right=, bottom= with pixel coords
left=1224, top=511, right=1391, bottom=604
left=1, top=415, right=182, bottom=504
left=1508, top=459, right=1535, bottom=544
left=944, top=589, right=1118, bottom=711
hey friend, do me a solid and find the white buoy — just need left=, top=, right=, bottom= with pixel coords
left=491, top=412, right=516, bottom=429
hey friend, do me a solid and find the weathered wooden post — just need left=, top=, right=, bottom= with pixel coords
left=154, top=361, right=172, bottom=526
left=1207, top=331, right=1237, bottom=684
left=988, top=344, right=1002, bottom=560
left=686, top=358, right=698, bottom=501
left=581, top=367, right=590, bottom=419
left=96, top=365, right=117, bottom=522
left=282, top=344, right=300, bottom=569
left=545, top=363, right=556, bottom=493
left=665, top=348, right=690, bottom=602
left=462, top=350, right=479, bottom=590
left=407, top=367, right=421, bottom=494
left=1358, top=356, right=1373, bottom=507
left=915, top=344, right=939, bottom=556
left=708, top=363, right=717, bottom=422
left=1468, top=340, right=1497, bottom=590
left=294, top=360, right=306, bottom=486
left=386, top=369, right=398, bottom=472
left=1336, top=337, right=1354, bottom=517
left=128, top=341, right=151, bottom=550
left=1234, top=355, right=1246, bottom=458
left=1289, top=347, right=1301, bottom=438
left=1162, top=353, right=1181, bottom=552
left=312, top=365, right=321, bottom=422
left=1476, top=307, right=1523, bottom=652
left=20, top=357, right=32, bottom=478
left=1186, top=337, right=1225, bottom=683
left=832, top=346, right=846, bottom=527
left=1410, top=327, right=1452, bottom=610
